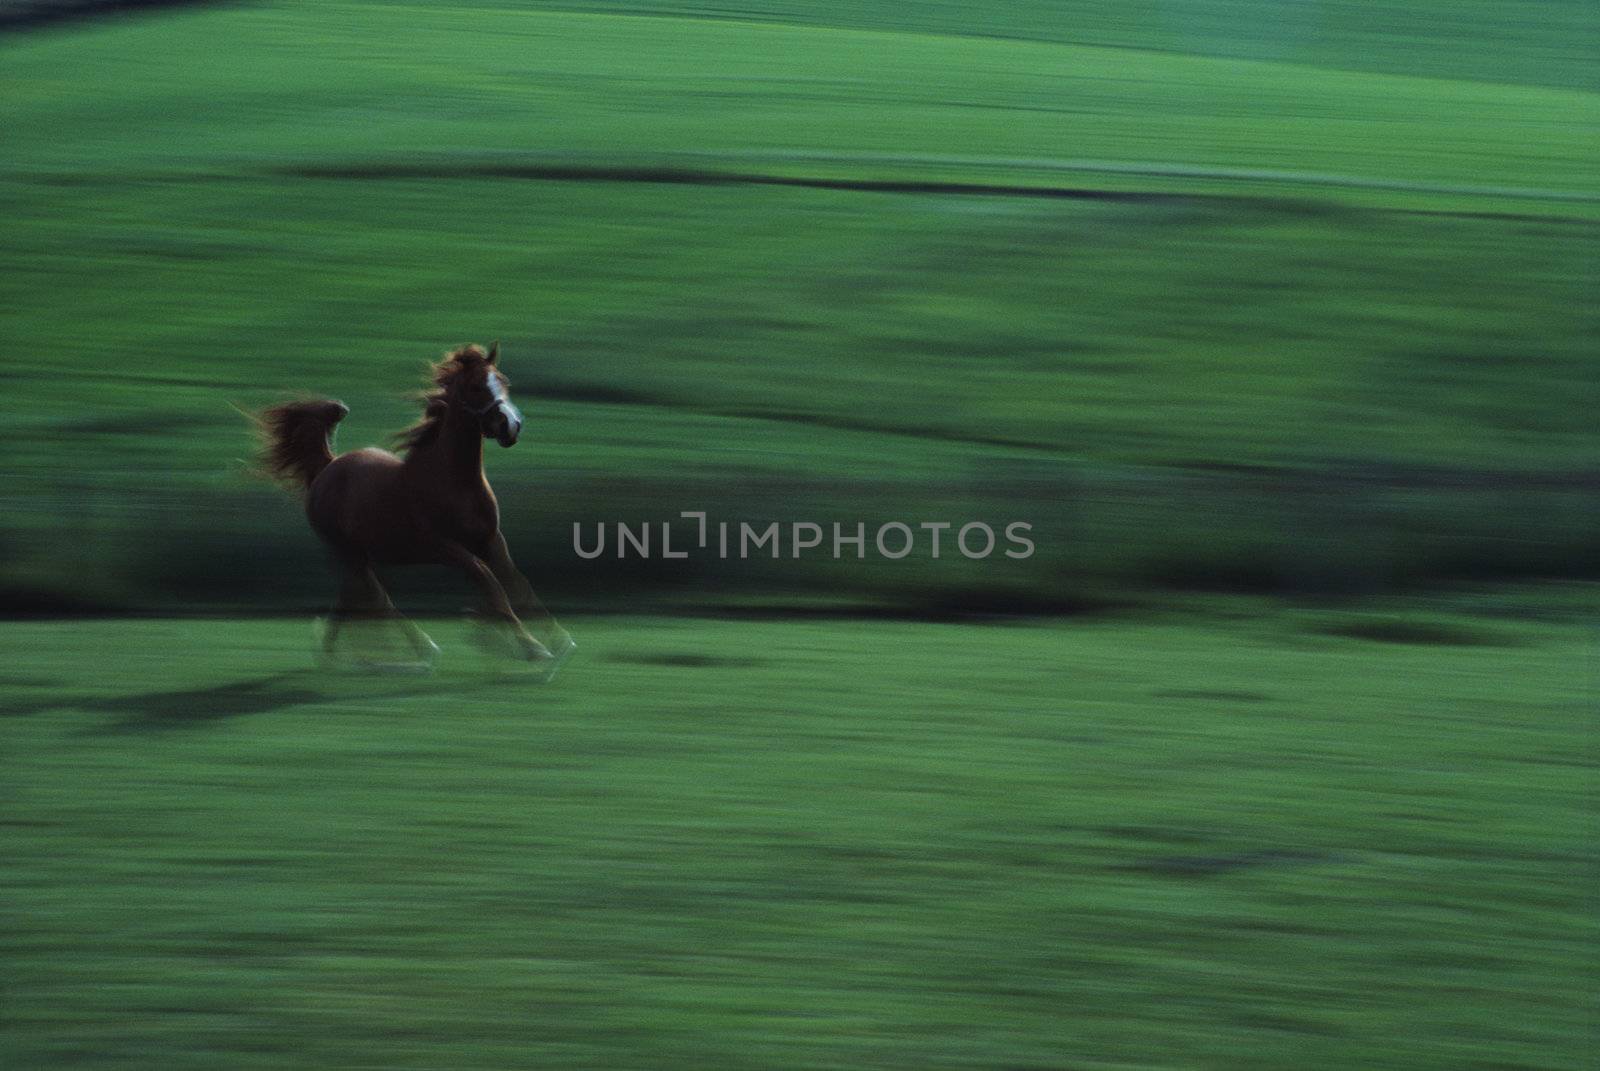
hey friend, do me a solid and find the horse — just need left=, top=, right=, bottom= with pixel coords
left=256, top=342, right=573, bottom=676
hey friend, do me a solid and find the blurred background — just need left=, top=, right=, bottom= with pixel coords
left=2, top=2, right=1596, bottom=1068
left=2, top=0, right=1595, bottom=616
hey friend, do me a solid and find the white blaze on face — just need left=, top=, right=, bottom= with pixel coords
left=488, top=372, right=522, bottom=441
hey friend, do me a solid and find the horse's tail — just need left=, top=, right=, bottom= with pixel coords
left=252, top=399, right=349, bottom=490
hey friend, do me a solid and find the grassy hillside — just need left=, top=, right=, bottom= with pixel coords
left=1, top=1, right=1596, bottom=612
left=540, top=0, right=1600, bottom=90
left=7, top=5, right=1596, bottom=191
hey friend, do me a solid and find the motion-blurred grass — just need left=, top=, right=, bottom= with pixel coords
left=3, top=610, right=1595, bottom=1068
left=2, top=1, right=1597, bottom=611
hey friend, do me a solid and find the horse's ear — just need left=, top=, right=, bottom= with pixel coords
left=486, top=340, right=499, bottom=366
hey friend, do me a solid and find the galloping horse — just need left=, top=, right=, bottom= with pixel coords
left=257, top=342, right=573, bottom=675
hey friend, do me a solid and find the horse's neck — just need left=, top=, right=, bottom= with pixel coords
left=408, top=407, right=485, bottom=485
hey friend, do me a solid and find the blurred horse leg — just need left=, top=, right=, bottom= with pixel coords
left=319, top=557, right=377, bottom=663
left=320, top=561, right=437, bottom=669
left=440, top=539, right=551, bottom=662
left=484, top=531, right=573, bottom=657
left=366, top=568, right=439, bottom=663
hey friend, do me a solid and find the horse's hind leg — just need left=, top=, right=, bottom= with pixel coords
left=320, top=563, right=437, bottom=670
left=318, top=560, right=375, bottom=664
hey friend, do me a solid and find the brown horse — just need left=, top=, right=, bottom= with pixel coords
left=257, top=342, right=572, bottom=675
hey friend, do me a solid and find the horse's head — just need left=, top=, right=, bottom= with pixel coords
left=449, top=341, right=523, bottom=448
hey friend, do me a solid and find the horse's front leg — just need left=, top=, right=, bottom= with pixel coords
left=484, top=531, right=574, bottom=659
left=365, top=568, right=440, bottom=664
left=439, top=539, right=552, bottom=663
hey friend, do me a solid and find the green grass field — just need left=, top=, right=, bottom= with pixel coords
left=2, top=3, right=1597, bottom=1066
left=3, top=610, right=1595, bottom=1069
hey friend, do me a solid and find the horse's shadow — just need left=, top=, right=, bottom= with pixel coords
left=0, top=669, right=503, bottom=735
left=89, top=672, right=331, bottom=732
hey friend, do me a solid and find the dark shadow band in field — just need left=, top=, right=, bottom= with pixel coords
left=1, top=670, right=509, bottom=733
left=31, top=156, right=1593, bottom=225
left=282, top=161, right=1201, bottom=206
left=273, top=156, right=1600, bottom=209
left=262, top=156, right=1600, bottom=216
left=24, top=161, right=1596, bottom=224
left=0, top=671, right=313, bottom=722
left=0, top=0, right=228, bottom=32
left=1118, top=848, right=1345, bottom=878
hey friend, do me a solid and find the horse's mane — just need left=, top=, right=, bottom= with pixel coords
left=393, top=344, right=489, bottom=454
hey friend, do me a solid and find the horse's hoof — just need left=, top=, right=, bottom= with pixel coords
left=311, top=618, right=336, bottom=669
left=547, top=633, right=577, bottom=671
left=522, top=633, right=575, bottom=683
left=516, top=635, right=576, bottom=684
left=549, top=632, right=576, bottom=659
left=519, top=636, right=555, bottom=662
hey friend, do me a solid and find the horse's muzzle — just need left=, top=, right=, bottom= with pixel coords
left=487, top=401, right=522, bottom=448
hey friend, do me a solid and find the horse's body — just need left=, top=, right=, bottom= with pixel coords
left=259, top=343, right=571, bottom=672
left=309, top=446, right=495, bottom=566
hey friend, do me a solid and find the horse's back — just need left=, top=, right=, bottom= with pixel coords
left=326, top=447, right=402, bottom=475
